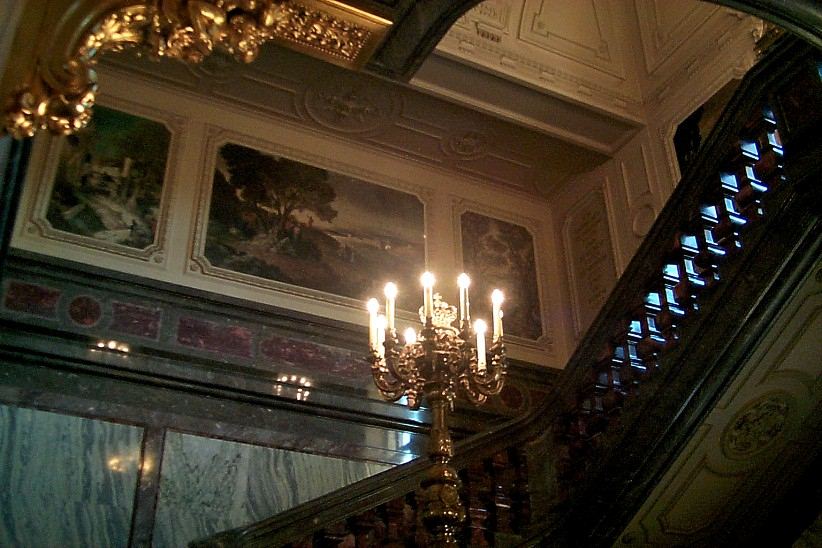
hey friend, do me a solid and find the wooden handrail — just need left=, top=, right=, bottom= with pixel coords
left=192, top=37, right=821, bottom=547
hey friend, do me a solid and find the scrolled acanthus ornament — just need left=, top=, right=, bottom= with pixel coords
left=3, top=0, right=386, bottom=139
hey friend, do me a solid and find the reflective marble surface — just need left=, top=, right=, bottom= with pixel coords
left=153, top=431, right=392, bottom=547
left=0, top=404, right=143, bottom=547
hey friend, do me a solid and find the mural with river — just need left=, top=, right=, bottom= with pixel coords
left=204, top=143, right=426, bottom=311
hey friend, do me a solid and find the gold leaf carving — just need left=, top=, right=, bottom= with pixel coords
left=4, top=1, right=390, bottom=138
left=266, top=1, right=370, bottom=61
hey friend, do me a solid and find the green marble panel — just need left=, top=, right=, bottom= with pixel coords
left=153, top=432, right=392, bottom=547
left=0, top=404, right=143, bottom=547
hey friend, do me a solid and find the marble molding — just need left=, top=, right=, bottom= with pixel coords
left=1, top=270, right=542, bottom=418
left=152, top=432, right=391, bottom=547
left=0, top=275, right=367, bottom=385
left=0, top=404, right=143, bottom=547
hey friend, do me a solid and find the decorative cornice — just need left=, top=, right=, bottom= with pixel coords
left=437, top=26, right=640, bottom=115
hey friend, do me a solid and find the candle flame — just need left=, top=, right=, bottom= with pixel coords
left=491, top=289, right=504, bottom=305
left=384, top=282, right=398, bottom=299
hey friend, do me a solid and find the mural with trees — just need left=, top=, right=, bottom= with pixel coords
left=44, top=106, right=170, bottom=249
left=205, top=142, right=425, bottom=309
left=461, top=211, right=543, bottom=341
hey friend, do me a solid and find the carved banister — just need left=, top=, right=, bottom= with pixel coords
left=192, top=37, right=821, bottom=547
left=544, top=38, right=821, bottom=544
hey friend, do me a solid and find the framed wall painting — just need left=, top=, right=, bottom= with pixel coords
left=191, top=133, right=427, bottom=312
left=14, top=99, right=178, bottom=264
left=458, top=207, right=545, bottom=344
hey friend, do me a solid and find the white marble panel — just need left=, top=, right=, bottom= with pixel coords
left=153, top=431, right=392, bottom=547
left=0, top=404, right=143, bottom=547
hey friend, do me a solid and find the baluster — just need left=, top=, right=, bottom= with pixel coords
left=463, top=460, right=492, bottom=546
left=314, top=521, right=353, bottom=548
left=510, top=447, right=531, bottom=534
left=382, top=497, right=407, bottom=547
left=595, top=353, right=623, bottom=415
left=635, top=310, right=664, bottom=372
left=654, top=287, right=680, bottom=345
left=349, top=509, right=382, bottom=547
left=410, top=490, right=429, bottom=547
left=491, top=451, right=514, bottom=535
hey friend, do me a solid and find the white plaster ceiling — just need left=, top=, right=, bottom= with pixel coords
left=411, top=0, right=760, bottom=156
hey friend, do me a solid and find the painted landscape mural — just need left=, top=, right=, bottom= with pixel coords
left=45, top=106, right=170, bottom=249
left=461, top=211, right=543, bottom=340
left=205, top=143, right=425, bottom=310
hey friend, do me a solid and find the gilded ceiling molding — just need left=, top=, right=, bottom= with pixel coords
left=2, top=0, right=391, bottom=139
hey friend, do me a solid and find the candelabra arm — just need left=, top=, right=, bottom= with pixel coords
left=460, top=339, right=507, bottom=402
left=369, top=349, right=405, bottom=401
left=382, top=331, right=410, bottom=384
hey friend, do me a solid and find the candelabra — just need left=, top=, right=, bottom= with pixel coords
left=367, top=272, right=507, bottom=546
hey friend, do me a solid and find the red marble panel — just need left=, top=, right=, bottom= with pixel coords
left=3, top=281, right=60, bottom=318
left=68, top=296, right=102, bottom=327
left=177, top=317, right=253, bottom=358
left=110, top=302, right=162, bottom=340
left=260, top=333, right=363, bottom=380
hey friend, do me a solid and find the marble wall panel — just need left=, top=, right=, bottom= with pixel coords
left=0, top=404, right=143, bottom=547
left=152, top=431, right=392, bottom=547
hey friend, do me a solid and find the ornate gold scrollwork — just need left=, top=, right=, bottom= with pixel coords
left=3, top=0, right=391, bottom=139
left=5, top=5, right=152, bottom=139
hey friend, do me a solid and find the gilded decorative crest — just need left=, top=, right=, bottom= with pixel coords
left=418, top=294, right=459, bottom=328
left=3, top=1, right=391, bottom=139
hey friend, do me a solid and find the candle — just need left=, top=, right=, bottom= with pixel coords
left=367, top=298, right=379, bottom=350
left=474, top=319, right=487, bottom=371
left=421, top=272, right=435, bottom=319
left=404, top=327, right=417, bottom=346
left=491, top=289, right=504, bottom=341
left=457, top=273, right=471, bottom=322
left=384, top=282, right=398, bottom=331
left=376, top=314, right=387, bottom=359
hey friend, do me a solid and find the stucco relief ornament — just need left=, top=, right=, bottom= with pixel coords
left=722, top=394, right=790, bottom=459
left=303, top=69, right=397, bottom=133
left=442, top=129, right=488, bottom=160
left=4, top=1, right=379, bottom=138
